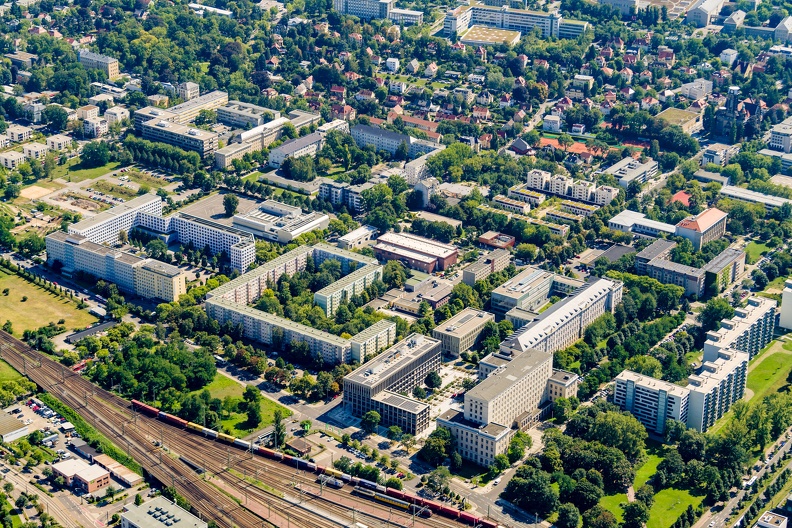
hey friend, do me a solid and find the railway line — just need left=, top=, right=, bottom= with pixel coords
left=0, top=332, right=492, bottom=528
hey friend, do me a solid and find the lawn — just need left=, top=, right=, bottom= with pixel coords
left=0, top=269, right=97, bottom=337
left=0, top=360, right=22, bottom=382
left=93, top=180, right=139, bottom=200
left=635, top=453, right=664, bottom=489
left=242, top=171, right=263, bottom=183
left=647, top=489, right=704, bottom=528
left=51, top=157, right=121, bottom=183
left=195, top=373, right=292, bottom=438
left=600, top=493, right=627, bottom=522
left=745, top=241, right=770, bottom=264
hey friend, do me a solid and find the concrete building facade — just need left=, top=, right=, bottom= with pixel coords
left=432, top=308, right=495, bottom=357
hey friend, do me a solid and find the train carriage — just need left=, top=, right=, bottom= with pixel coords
left=217, top=432, right=236, bottom=444
left=233, top=438, right=251, bottom=450
left=186, top=422, right=203, bottom=432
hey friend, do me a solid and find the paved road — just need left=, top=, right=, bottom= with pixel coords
left=696, top=430, right=792, bottom=528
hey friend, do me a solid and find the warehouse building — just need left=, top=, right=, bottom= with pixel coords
left=343, top=334, right=441, bottom=435
left=432, top=308, right=495, bottom=357
left=0, top=413, right=28, bottom=443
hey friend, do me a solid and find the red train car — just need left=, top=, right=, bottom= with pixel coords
left=160, top=412, right=188, bottom=427
left=479, top=519, right=498, bottom=528
left=459, top=511, right=479, bottom=525
left=131, top=399, right=158, bottom=417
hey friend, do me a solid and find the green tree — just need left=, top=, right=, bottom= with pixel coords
left=44, top=105, right=69, bottom=131
left=361, top=410, right=381, bottom=435
left=557, top=503, right=581, bottom=528
left=697, top=297, right=735, bottom=332
left=145, top=239, right=169, bottom=261
left=589, top=411, right=647, bottom=463
left=624, top=356, right=663, bottom=378
left=425, top=371, right=442, bottom=389
left=223, top=194, right=239, bottom=217
left=81, top=141, right=111, bottom=168
left=622, top=501, right=649, bottom=528
left=273, top=408, right=286, bottom=447
left=387, top=426, right=403, bottom=442
left=300, top=419, right=312, bottom=434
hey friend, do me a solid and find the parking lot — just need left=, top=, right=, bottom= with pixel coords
left=8, top=400, right=80, bottom=456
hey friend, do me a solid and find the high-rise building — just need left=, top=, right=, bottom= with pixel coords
left=780, top=280, right=792, bottom=330
left=614, top=370, right=690, bottom=434
left=703, top=296, right=777, bottom=361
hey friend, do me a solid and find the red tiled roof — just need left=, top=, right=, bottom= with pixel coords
left=676, top=207, right=727, bottom=232
left=671, top=190, right=691, bottom=207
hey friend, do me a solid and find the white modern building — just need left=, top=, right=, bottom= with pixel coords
left=613, top=370, right=690, bottom=434
left=231, top=200, right=330, bottom=243
left=703, top=296, right=777, bottom=361
left=605, top=157, right=658, bottom=188
left=781, top=280, right=792, bottom=330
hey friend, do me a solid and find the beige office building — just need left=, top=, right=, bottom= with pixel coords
left=432, top=308, right=494, bottom=357
left=141, top=119, right=218, bottom=158
left=134, top=260, right=188, bottom=302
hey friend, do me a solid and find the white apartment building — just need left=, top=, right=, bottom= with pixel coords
left=313, top=264, right=383, bottom=316
left=432, top=308, right=495, bottom=357
left=22, top=142, right=48, bottom=161
left=83, top=117, right=108, bottom=138
left=104, top=106, right=130, bottom=126
left=7, top=124, right=32, bottom=142
left=703, top=296, right=777, bottom=361
left=614, top=370, right=689, bottom=434
left=77, top=105, right=100, bottom=120
left=47, top=134, right=73, bottom=151
left=605, top=157, right=659, bottom=188
left=349, top=319, right=397, bottom=363
left=0, top=151, right=25, bottom=170
left=781, top=280, right=792, bottom=330
left=351, top=124, right=442, bottom=159
left=680, top=79, right=713, bottom=100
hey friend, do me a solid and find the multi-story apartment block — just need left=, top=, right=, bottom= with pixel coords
left=403, top=150, right=442, bottom=185
left=462, top=249, right=511, bottom=286
left=177, top=82, right=201, bottom=102
left=0, top=151, right=25, bottom=170
left=702, top=248, right=745, bottom=293
left=79, top=50, right=120, bottom=80
left=507, top=185, right=546, bottom=207
left=343, top=334, right=441, bottom=434
left=500, top=278, right=623, bottom=355
left=703, top=297, right=777, bottom=361
left=268, top=132, right=324, bottom=168
left=490, top=265, right=585, bottom=313
left=634, top=239, right=677, bottom=274
left=521, top=169, right=619, bottom=205
left=768, top=117, right=792, bottom=154
left=561, top=200, right=599, bottom=217
left=614, top=370, right=690, bottom=434
left=77, top=105, right=100, bottom=120
left=333, top=0, right=392, bottom=20
left=205, top=244, right=384, bottom=364
left=104, top=106, right=130, bottom=126
left=432, top=308, right=495, bottom=357
left=781, top=280, right=792, bottom=330
left=616, top=348, right=747, bottom=433
left=217, top=101, right=279, bottom=128
left=644, top=259, right=706, bottom=298
left=605, top=157, right=659, bottom=188
left=493, top=195, right=530, bottom=214
left=313, top=264, right=383, bottom=316
left=349, top=320, right=397, bottom=363
left=46, top=231, right=186, bottom=302
left=67, top=194, right=164, bottom=245
left=84, top=117, right=108, bottom=138
left=47, top=134, right=73, bottom=151
left=675, top=208, right=728, bottom=251
left=350, top=124, right=442, bottom=159
left=141, top=119, right=218, bottom=158
left=7, top=124, right=32, bottom=143
left=165, top=91, right=229, bottom=123
left=22, top=142, right=48, bottom=161
left=215, top=142, right=252, bottom=169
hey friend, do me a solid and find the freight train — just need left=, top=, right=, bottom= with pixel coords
left=131, top=400, right=498, bottom=527
left=353, top=487, right=433, bottom=517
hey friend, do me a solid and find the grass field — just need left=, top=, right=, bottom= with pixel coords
left=93, top=179, right=139, bottom=199
left=600, top=493, right=627, bottom=522
left=647, top=489, right=704, bottom=528
left=0, top=269, right=97, bottom=336
left=196, top=374, right=292, bottom=438
left=635, top=453, right=664, bottom=488
left=0, top=360, right=22, bottom=382
left=51, top=158, right=121, bottom=183
left=745, top=241, right=771, bottom=264
left=243, top=171, right=263, bottom=183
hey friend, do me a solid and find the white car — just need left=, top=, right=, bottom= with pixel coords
left=493, top=478, right=501, bottom=485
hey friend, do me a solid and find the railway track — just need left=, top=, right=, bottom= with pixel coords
left=0, top=332, right=480, bottom=528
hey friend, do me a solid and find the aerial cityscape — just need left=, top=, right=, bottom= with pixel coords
left=2, top=0, right=792, bottom=526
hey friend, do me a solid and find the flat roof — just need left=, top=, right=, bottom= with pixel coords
left=372, top=390, right=428, bottom=414
left=467, top=349, right=552, bottom=401
left=350, top=319, right=396, bottom=343
left=702, top=248, right=744, bottom=273
left=68, top=194, right=161, bottom=232
left=344, top=334, right=440, bottom=387
left=141, top=259, right=184, bottom=278
left=656, top=107, right=701, bottom=126
left=598, top=244, right=636, bottom=263
left=374, top=243, right=437, bottom=264
left=271, top=131, right=323, bottom=155
left=166, top=90, right=228, bottom=116
left=122, top=496, right=206, bottom=528
left=460, top=25, right=521, bottom=45
left=77, top=464, right=110, bottom=482
left=492, top=266, right=554, bottom=299
left=433, top=308, right=493, bottom=337
left=437, top=409, right=510, bottom=438
left=608, top=209, right=676, bottom=233
left=721, top=185, right=792, bottom=208
left=315, top=264, right=381, bottom=296
left=338, top=225, right=378, bottom=243
left=52, top=458, right=92, bottom=477
left=0, top=413, right=26, bottom=436
left=648, top=258, right=705, bottom=277
left=206, top=246, right=313, bottom=299
left=636, top=239, right=677, bottom=261
left=616, top=369, right=689, bottom=398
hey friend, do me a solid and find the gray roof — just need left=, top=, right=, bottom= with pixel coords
left=371, top=390, right=428, bottom=414
left=467, top=349, right=552, bottom=401
left=648, top=258, right=705, bottom=277
left=271, top=131, right=323, bottom=155
left=121, top=496, right=206, bottom=528
left=635, top=239, right=677, bottom=261
left=0, top=413, right=26, bottom=437
left=350, top=319, right=396, bottom=344
left=702, top=248, right=745, bottom=274
left=352, top=124, right=409, bottom=144
left=68, top=194, right=162, bottom=232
